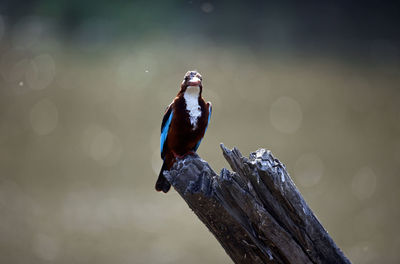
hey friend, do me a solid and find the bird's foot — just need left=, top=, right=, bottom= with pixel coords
left=172, top=151, right=196, bottom=159
left=185, top=151, right=196, bottom=157
left=172, top=151, right=184, bottom=159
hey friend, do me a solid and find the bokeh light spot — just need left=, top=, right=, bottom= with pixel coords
left=25, top=54, right=56, bottom=90
left=29, top=98, right=58, bottom=135
left=201, top=3, right=214, bottom=13
left=293, top=153, right=324, bottom=187
left=270, top=96, right=303, bottom=134
left=352, top=167, right=377, bottom=200
left=82, top=125, right=122, bottom=166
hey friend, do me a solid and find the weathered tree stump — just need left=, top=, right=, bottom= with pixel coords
left=164, top=144, right=350, bottom=264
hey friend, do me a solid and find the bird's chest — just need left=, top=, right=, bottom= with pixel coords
left=183, top=92, right=202, bottom=130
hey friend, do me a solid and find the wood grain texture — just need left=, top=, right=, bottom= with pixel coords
left=164, top=144, right=351, bottom=264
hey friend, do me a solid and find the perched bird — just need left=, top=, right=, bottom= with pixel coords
left=156, top=71, right=212, bottom=193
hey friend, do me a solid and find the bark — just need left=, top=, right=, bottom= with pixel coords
left=164, top=144, right=351, bottom=264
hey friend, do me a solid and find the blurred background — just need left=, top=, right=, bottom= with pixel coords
left=0, top=0, right=399, bottom=263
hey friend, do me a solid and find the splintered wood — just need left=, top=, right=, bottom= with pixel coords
left=164, top=144, right=351, bottom=264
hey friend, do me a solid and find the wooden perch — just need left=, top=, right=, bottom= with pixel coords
left=164, top=144, right=351, bottom=264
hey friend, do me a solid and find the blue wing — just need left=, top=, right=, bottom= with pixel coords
left=194, top=103, right=212, bottom=151
left=160, top=106, right=173, bottom=159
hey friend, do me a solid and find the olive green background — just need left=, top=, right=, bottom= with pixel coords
left=0, top=1, right=399, bottom=263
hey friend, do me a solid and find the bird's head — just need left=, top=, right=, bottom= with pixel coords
left=180, top=70, right=203, bottom=94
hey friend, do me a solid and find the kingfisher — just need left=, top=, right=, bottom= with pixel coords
left=155, top=70, right=212, bottom=193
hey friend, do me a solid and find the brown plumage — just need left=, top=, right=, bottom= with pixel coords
left=156, top=71, right=212, bottom=193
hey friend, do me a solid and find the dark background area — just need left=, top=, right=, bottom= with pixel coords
left=1, top=0, right=400, bottom=57
left=0, top=1, right=399, bottom=263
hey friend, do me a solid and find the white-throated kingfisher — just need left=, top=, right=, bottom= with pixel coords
left=156, top=71, right=212, bottom=193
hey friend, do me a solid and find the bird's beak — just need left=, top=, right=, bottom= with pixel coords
left=187, top=76, right=201, bottom=87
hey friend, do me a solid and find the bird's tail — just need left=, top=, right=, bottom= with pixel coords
left=155, top=161, right=171, bottom=193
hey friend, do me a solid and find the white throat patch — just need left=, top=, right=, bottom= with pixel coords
left=184, top=86, right=201, bottom=129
